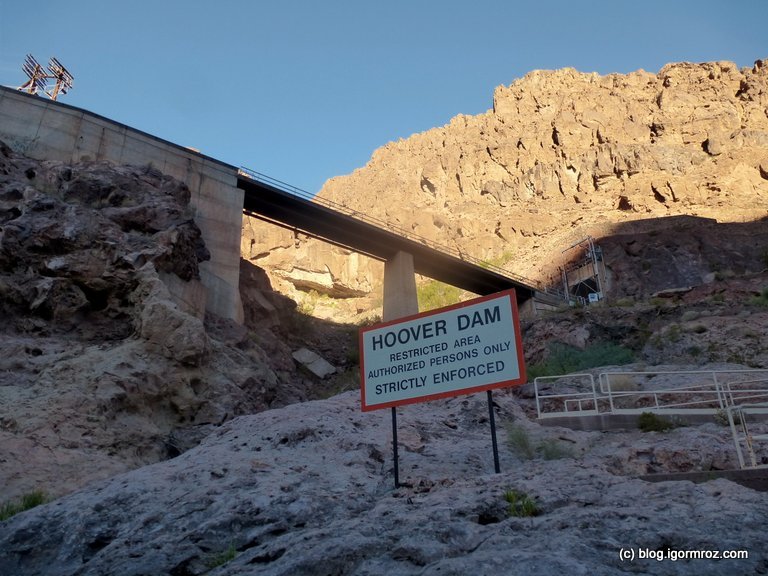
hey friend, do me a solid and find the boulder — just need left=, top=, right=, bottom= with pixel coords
left=292, top=347, right=337, bottom=378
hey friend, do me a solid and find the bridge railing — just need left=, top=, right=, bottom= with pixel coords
left=239, top=166, right=568, bottom=300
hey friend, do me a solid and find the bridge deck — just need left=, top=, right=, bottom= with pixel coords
left=238, top=171, right=541, bottom=304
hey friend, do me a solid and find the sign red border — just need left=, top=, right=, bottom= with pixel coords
left=359, top=289, right=526, bottom=411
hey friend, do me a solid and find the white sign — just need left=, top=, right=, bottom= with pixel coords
left=359, top=289, right=526, bottom=411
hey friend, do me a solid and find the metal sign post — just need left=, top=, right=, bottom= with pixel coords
left=391, top=407, right=400, bottom=488
left=487, top=390, right=501, bottom=473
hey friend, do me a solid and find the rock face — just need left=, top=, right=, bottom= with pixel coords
left=253, top=59, right=768, bottom=311
left=0, top=390, right=766, bottom=575
left=0, top=143, right=346, bottom=502
left=0, top=140, right=209, bottom=336
left=241, top=216, right=384, bottom=321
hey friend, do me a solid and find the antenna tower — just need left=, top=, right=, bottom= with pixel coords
left=17, top=54, right=74, bottom=101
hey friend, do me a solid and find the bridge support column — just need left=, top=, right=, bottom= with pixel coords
left=383, top=251, right=418, bottom=322
left=382, top=250, right=418, bottom=489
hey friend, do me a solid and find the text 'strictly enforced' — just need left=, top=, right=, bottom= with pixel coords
left=359, top=290, right=526, bottom=411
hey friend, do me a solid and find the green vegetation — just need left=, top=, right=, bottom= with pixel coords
left=206, top=543, right=237, bottom=570
left=714, top=408, right=741, bottom=427
left=665, top=324, right=682, bottom=343
left=478, top=250, right=516, bottom=270
left=538, top=438, right=575, bottom=460
left=687, top=345, right=702, bottom=358
left=297, top=289, right=335, bottom=316
left=506, top=422, right=535, bottom=460
left=506, top=422, right=574, bottom=460
left=750, top=287, right=768, bottom=308
left=320, top=367, right=361, bottom=399
left=637, top=412, right=674, bottom=432
left=0, top=490, right=47, bottom=522
left=504, top=489, right=540, bottom=518
left=417, top=280, right=462, bottom=312
left=711, top=292, right=725, bottom=303
left=527, top=342, right=635, bottom=379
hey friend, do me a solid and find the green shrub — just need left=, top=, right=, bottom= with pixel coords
left=207, top=543, right=237, bottom=569
left=687, top=345, right=702, bottom=358
left=0, top=490, right=47, bottom=521
left=680, top=310, right=700, bottom=322
left=638, top=412, right=674, bottom=432
left=479, top=251, right=516, bottom=270
left=506, top=422, right=574, bottom=460
left=538, top=438, right=575, bottom=460
left=504, top=489, right=540, bottom=518
left=417, top=280, right=462, bottom=312
left=750, top=287, right=768, bottom=308
left=665, top=324, right=682, bottom=343
left=714, top=409, right=741, bottom=427
left=506, top=423, right=535, bottom=459
left=527, top=342, right=634, bottom=379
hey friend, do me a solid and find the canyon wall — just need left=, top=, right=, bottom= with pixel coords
left=245, top=59, right=768, bottom=315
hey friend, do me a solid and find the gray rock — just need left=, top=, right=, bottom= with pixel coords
left=293, top=347, right=337, bottom=378
left=0, top=390, right=765, bottom=575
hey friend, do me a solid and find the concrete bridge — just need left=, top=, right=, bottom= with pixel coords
left=0, top=86, right=561, bottom=324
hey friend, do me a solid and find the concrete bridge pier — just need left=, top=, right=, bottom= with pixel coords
left=382, top=251, right=419, bottom=322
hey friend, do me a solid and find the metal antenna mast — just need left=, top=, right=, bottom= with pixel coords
left=18, top=54, right=48, bottom=96
left=45, top=57, right=74, bottom=101
left=17, top=54, right=74, bottom=101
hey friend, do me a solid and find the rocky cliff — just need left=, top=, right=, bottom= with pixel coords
left=246, top=59, right=768, bottom=315
left=0, top=142, right=356, bottom=502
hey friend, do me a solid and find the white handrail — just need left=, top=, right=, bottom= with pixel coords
left=534, top=374, right=596, bottom=418
left=534, top=369, right=768, bottom=418
left=727, top=402, right=768, bottom=469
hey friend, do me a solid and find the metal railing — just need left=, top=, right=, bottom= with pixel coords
left=534, top=374, right=600, bottom=418
left=238, top=166, right=568, bottom=301
left=534, top=369, right=768, bottom=419
left=534, top=369, right=768, bottom=469
left=726, top=402, right=768, bottom=469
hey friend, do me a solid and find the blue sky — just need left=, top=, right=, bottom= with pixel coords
left=1, top=1, right=766, bottom=193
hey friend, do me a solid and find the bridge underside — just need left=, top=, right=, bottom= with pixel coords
left=238, top=176, right=537, bottom=306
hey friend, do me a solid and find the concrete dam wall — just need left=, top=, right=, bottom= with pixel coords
left=0, top=86, right=243, bottom=322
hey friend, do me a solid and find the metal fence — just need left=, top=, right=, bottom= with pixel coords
left=534, top=369, right=768, bottom=469
left=535, top=369, right=768, bottom=419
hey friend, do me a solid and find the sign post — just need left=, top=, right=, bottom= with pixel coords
left=391, top=407, right=400, bottom=487
left=487, top=390, right=501, bottom=473
left=360, top=289, right=526, bottom=483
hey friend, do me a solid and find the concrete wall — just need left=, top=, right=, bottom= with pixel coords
left=0, top=87, right=243, bottom=322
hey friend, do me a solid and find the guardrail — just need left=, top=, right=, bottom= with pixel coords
left=238, top=166, right=569, bottom=301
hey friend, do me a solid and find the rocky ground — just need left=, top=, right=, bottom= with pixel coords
left=522, top=270, right=768, bottom=369
left=1, top=390, right=766, bottom=575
